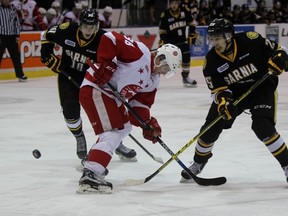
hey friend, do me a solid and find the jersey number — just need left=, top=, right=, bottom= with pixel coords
left=71, top=61, right=84, bottom=71
left=124, top=35, right=135, bottom=47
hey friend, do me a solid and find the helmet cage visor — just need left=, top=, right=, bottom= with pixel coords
left=154, top=44, right=182, bottom=78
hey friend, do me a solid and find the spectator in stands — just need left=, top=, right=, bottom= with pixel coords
left=231, top=4, right=241, bottom=24
left=11, top=0, right=47, bottom=31
left=267, top=0, right=285, bottom=23
left=0, top=0, right=27, bottom=81
left=238, top=4, right=256, bottom=24
left=254, top=0, right=269, bottom=24
left=223, top=7, right=233, bottom=21
left=180, top=0, right=198, bottom=24
left=51, top=1, right=63, bottom=25
left=62, top=2, right=82, bottom=24
left=38, top=7, right=47, bottom=18
left=196, top=0, right=211, bottom=25
left=80, top=1, right=89, bottom=9
left=99, top=6, right=113, bottom=28
left=43, top=8, right=57, bottom=28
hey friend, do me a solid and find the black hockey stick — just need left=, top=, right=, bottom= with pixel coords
left=129, top=134, right=164, bottom=164
left=125, top=71, right=273, bottom=185
left=59, top=70, right=164, bottom=164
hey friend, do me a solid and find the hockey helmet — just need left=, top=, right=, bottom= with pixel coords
left=154, top=44, right=182, bottom=78
left=207, top=18, right=234, bottom=40
left=80, top=8, right=99, bottom=26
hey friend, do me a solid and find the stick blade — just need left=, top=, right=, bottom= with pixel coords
left=154, top=156, right=164, bottom=164
left=124, top=178, right=145, bottom=186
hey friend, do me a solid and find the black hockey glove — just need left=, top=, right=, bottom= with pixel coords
left=41, top=54, right=62, bottom=73
left=188, top=32, right=198, bottom=45
left=216, top=91, right=237, bottom=120
left=268, top=49, right=288, bottom=76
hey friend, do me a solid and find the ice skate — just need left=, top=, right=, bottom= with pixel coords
left=18, top=76, right=28, bottom=82
left=77, top=168, right=113, bottom=194
left=115, top=142, right=137, bottom=162
left=182, top=77, right=197, bottom=88
left=76, top=132, right=87, bottom=159
left=180, top=161, right=206, bottom=183
left=282, top=165, right=288, bottom=183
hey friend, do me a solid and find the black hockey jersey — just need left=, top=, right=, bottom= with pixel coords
left=203, top=31, right=279, bottom=99
left=41, top=22, right=105, bottom=74
left=159, top=7, right=193, bottom=44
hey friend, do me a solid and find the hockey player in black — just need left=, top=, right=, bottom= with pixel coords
left=40, top=8, right=137, bottom=161
left=180, top=18, right=288, bottom=183
left=159, top=0, right=198, bottom=87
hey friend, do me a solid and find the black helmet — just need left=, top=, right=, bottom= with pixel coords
left=80, top=8, right=99, bottom=25
left=207, top=18, right=234, bottom=37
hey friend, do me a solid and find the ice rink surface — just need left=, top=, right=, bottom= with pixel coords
left=1, top=67, right=288, bottom=216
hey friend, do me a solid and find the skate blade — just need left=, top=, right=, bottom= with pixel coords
left=183, top=83, right=197, bottom=88
left=76, top=184, right=112, bottom=194
left=76, top=165, right=84, bottom=173
left=118, top=155, right=138, bottom=162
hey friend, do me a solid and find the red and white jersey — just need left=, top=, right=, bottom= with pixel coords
left=51, top=14, right=64, bottom=26
left=82, top=31, right=160, bottom=125
left=11, top=0, right=47, bottom=30
left=62, top=11, right=79, bottom=24
left=98, top=13, right=112, bottom=28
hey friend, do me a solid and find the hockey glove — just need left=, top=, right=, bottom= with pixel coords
left=217, top=97, right=237, bottom=120
left=91, top=61, right=117, bottom=87
left=268, top=49, right=288, bottom=76
left=41, top=54, right=62, bottom=73
left=188, top=32, right=198, bottom=45
left=142, top=117, right=162, bottom=144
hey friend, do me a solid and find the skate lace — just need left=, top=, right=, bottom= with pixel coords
left=189, top=162, right=203, bottom=175
left=84, top=169, right=106, bottom=182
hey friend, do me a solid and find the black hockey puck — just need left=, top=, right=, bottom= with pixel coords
left=32, top=149, right=41, bottom=159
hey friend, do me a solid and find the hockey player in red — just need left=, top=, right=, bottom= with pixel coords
left=40, top=9, right=138, bottom=161
left=11, top=0, right=47, bottom=30
left=180, top=18, right=288, bottom=184
left=77, top=36, right=182, bottom=193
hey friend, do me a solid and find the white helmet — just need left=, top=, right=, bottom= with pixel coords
left=154, top=43, right=182, bottom=78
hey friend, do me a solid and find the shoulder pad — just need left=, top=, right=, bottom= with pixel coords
left=59, top=22, right=70, bottom=30
left=246, top=32, right=259, bottom=40
left=160, top=12, right=165, bottom=18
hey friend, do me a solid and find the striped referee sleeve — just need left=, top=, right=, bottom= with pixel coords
left=0, top=5, right=20, bottom=36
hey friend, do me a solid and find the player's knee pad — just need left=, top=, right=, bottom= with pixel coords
left=251, top=116, right=276, bottom=140
left=97, top=122, right=132, bottom=152
left=62, top=99, right=80, bottom=119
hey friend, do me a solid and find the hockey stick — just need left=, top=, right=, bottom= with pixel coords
left=125, top=71, right=273, bottom=185
left=95, top=75, right=227, bottom=186
left=59, top=70, right=164, bottom=164
left=129, top=134, right=164, bottom=164
left=105, top=82, right=226, bottom=186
